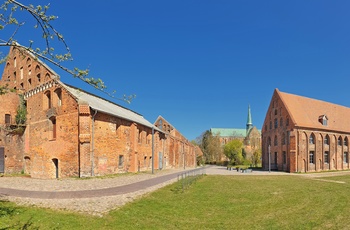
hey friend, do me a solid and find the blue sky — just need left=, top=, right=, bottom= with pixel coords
left=2, top=1, right=350, bottom=141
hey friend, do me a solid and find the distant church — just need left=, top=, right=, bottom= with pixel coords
left=210, top=105, right=261, bottom=153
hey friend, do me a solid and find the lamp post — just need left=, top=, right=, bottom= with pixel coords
left=268, top=144, right=271, bottom=173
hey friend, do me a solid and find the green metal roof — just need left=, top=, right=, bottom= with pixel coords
left=210, top=128, right=247, bottom=138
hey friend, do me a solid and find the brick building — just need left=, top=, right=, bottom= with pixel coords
left=210, top=105, right=261, bottom=160
left=0, top=46, right=202, bottom=178
left=262, top=89, right=350, bottom=173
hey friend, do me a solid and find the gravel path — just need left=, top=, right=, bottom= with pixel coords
left=1, top=166, right=349, bottom=216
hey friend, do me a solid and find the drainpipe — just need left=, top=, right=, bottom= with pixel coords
left=152, top=126, right=154, bottom=174
left=91, top=109, right=98, bottom=176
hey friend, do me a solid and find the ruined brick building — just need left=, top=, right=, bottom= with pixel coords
left=262, top=89, right=350, bottom=173
left=0, top=47, right=202, bottom=178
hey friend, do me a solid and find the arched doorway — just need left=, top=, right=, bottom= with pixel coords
left=52, top=158, right=58, bottom=178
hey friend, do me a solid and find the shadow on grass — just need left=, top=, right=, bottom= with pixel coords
left=0, top=200, right=38, bottom=230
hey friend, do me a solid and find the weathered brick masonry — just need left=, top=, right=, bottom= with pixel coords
left=0, top=47, right=202, bottom=178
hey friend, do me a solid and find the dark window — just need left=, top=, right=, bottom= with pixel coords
left=269, top=121, right=272, bottom=130
left=283, top=151, right=286, bottom=164
left=282, top=133, right=286, bottom=145
left=274, top=118, right=278, bottom=129
left=286, top=118, right=289, bottom=126
left=274, top=135, right=278, bottom=146
left=338, top=137, right=342, bottom=146
left=5, top=114, right=11, bottom=124
left=118, top=155, right=124, bottom=168
left=51, top=117, right=56, bottom=139
left=280, top=118, right=283, bottom=127
left=324, top=135, right=329, bottom=145
left=345, top=137, right=348, bottom=146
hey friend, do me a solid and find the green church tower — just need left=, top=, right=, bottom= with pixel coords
left=246, top=105, right=253, bottom=136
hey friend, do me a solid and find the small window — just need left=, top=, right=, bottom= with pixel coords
left=338, top=137, right=342, bottom=146
left=345, top=137, right=348, bottom=146
left=20, top=67, right=23, bottom=79
left=309, top=134, right=315, bottom=144
left=44, top=91, right=51, bottom=109
left=344, top=152, right=348, bottom=164
left=37, top=73, right=41, bottom=83
left=282, top=133, right=286, bottom=145
left=319, top=115, right=328, bottom=126
left=324, top=135, right=329, bottom=145
left=49, top=117, right=56, bottom=140
left=54, top=88, right=62, bottom=107
left=274, top=135, right=278, bottom=146
left=286, top=118, right=289, bottom=126
left=274, top=109, right=277, bottom=115
left=280, top=118, right=283, bottom=127
left=324, top=151, right=329, bottom=163
left=283, top=151, right=286, bottom=164
left=5, top=114, right=11, bottom=124
left=118, top=155, right=124, bottom=168
left=309, top=151, right=314, bottom=164
left=269, top=121, right=272, bottom=130
left=274, top=118, right=278, bottom=129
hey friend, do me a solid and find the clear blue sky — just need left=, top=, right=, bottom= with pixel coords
left=3, top=1, right=350, bottom=141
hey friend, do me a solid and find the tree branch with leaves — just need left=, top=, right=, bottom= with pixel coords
left=0, top=0, right=135, bottom=103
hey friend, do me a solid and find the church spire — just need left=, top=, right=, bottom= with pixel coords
left=246, top=105, right=253, bottom=135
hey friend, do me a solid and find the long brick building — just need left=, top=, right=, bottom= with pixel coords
left=0, top=46, right=202, bottom=178
left=262, top=88, right=350, bottom=173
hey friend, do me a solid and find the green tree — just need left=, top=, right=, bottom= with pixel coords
left=199, top=130, right=222, bottom=163
left=224, top=139, right=243, bottom=165
left=0, top=0, right=134, bottom=102
left=251, top=148, right=262, bottom=167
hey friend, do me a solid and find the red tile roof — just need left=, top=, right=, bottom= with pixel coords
left=277, top=89, right=350, bottom=133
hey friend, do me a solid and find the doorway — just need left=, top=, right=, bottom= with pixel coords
left=0, top=147, right=4, bottom=173
left=52, top=158, right=58, bottom=178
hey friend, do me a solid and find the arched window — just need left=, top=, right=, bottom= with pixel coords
left=344, top=137, right=348, bottom=147
left=44, top=91, right=51, bottom=109
left=49, top=117, right=56, bottom=140
left=324, top=135, right=329, bottom=145
left=309, top=134, right=315, bottom=144
left=274, top=135, right=278, bottom=146
left=282, top=133, right=286, bottom=145
left=338, top=136, right=342, bottom=146
left=274, top=118, right=278, bottom=129
left=54, top=88, right=62, bottom=107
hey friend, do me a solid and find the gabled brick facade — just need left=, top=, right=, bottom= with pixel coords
left=0, top=47, right=202, bottom=178
left=262, top=89, right=350, bottom=173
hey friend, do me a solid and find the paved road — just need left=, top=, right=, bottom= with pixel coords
left=0, top=168, right=205, bottom=199
left=0, top=166, right=291, bottom=199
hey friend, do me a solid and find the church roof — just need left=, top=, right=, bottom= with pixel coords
left=210, top=128, right=246, bottom=138
left=276, top=89, right=350, bottom=133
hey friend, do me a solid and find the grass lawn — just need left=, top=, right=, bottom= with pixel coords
left=1, top=174, right=350, bottom=229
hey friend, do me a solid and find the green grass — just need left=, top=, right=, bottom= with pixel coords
left=2, top=174, right=350, bottom=229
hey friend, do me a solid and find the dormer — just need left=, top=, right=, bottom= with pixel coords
left=318, top=115, right=328, bottom=126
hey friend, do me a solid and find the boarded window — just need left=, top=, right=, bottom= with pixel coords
left=0, top=147, right=4, bottom=173
left=5, top=114, right=11, bottom=124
